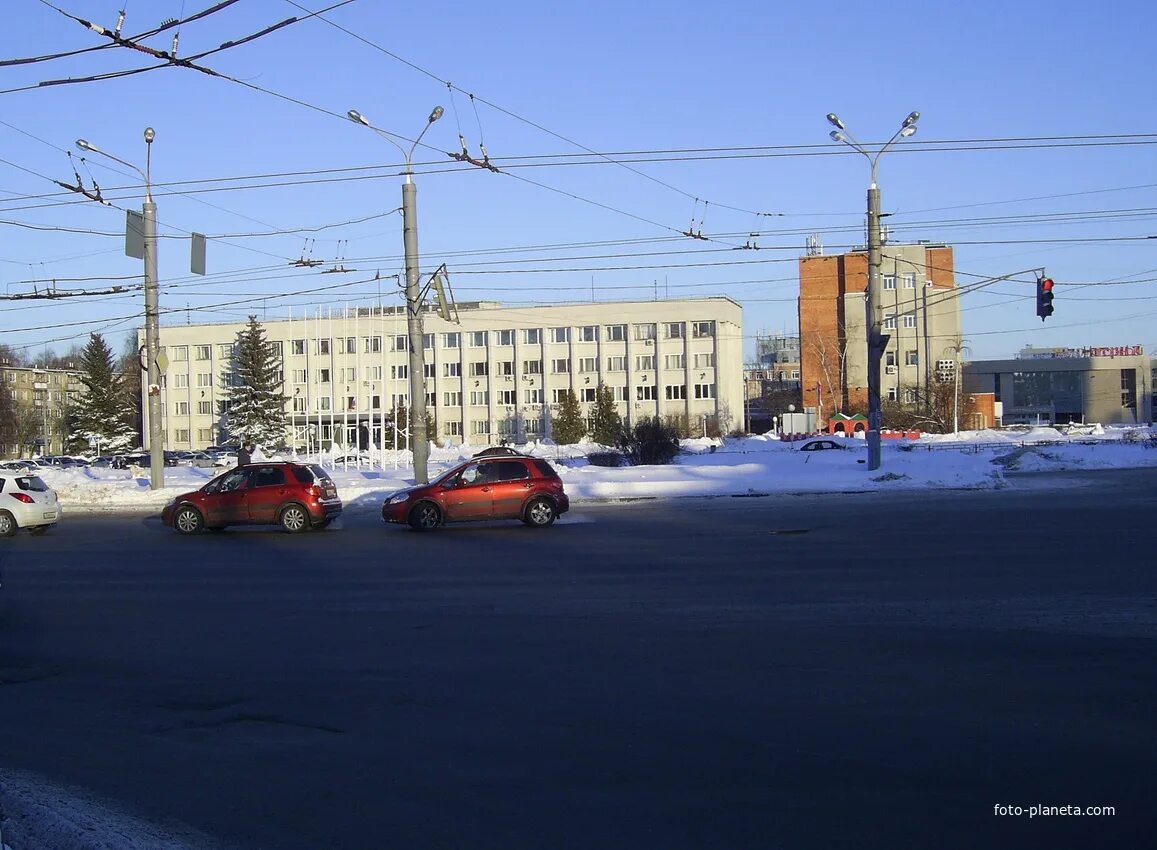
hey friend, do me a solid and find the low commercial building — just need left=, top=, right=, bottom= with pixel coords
left=964, top=345, right=1152, bottom=426
left=141, top=297, right=744, bottom=450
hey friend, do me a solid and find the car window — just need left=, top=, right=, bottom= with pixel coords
left=306, top=464, right=334, bottom=485
left=492, top=460, right=530, bottom=482
left=16, top=476, right=49, bottom=492
left=531, top=459, right=559, bottom=479
left=216, top=469, right=249, bottom=492
left=458, top=463, right=486, bottom=486
left=250, top=467, right=285, bottom=488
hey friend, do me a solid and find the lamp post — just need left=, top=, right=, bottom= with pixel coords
left=826, top=110, right=919, bottom=470
left=943, top=338, right=970, bottom=435
left=76, top=128, right=164, bottom=489
left=347, top=106, right=443, bottom=484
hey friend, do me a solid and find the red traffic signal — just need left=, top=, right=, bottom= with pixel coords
left=1036, top=277, right=1055, bottom=321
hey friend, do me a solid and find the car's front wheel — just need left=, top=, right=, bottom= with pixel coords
left=523, top=497, right=557, bottom=528
left=173, top=506, right=204, bottom=535
left=279, top=504, right=309, bottom=534
left=0, top=510, right=17, bottom=538
left=407, top=501, right=441, bottom=531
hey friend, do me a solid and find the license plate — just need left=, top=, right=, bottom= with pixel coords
left=43, top=512, right=58, bottom=520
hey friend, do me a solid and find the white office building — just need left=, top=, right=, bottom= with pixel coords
left=141, top=297, right=744, bottom=450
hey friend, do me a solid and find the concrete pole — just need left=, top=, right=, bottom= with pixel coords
left=143, top=196, right=164, bottom=489
left=402, top=180, right=429, bottom=484
left=865, top=184, right=885, bottom=470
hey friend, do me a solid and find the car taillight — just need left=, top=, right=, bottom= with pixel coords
left=10, top=493, right=34, bottom=504
left=309, top=484, right=324, bottom=499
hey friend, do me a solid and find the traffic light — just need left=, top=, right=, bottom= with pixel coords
left=1036, top=277, right=1055, bottom=321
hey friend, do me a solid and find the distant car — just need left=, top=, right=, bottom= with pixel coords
left=382, top=454, right=569, bottom=531
left=0, top=472, right=61, bottom=537
left=179, top=451, right=218, bottom=468
left=161, top=461, right=342, bottom=534
left=472, top=446, right=524, bottom=458
left=798, top=438, right=849, bottom=452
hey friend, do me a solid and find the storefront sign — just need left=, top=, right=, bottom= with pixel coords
left=1022, top=345, right=1144, bottom=360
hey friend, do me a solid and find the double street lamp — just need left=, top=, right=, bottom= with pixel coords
left=347, top=106, right=443, bottom=484
left=826, top=110, right=920, bottom=470
left=76, top=128, right=164, bottom=490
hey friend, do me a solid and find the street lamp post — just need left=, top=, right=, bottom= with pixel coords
left=76, top=128, right=164, bottom=490
left=347, top=106, right=444, bottom=484
left=944, top=338, right=970, bottom=435
left=826, top=111, right=920, bottom=470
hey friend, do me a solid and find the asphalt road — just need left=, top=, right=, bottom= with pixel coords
left=1, top=469, right=1155, bottom=849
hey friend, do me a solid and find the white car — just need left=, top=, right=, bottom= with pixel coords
left=0, top=473, right=61, bottom=537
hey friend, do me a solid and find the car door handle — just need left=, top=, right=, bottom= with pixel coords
left=481, top=486, right=491, bottom=492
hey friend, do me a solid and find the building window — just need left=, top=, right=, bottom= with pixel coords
left=637, top=385, right=657, bottom=401
left=886, top=351, right=896, bottom=367
left=665, top=385, right=687, bottom=400
left=292, top=339, right=306, bottom=356
left=469, top=361, right=488, bottom=377
left=523, top=328, right=541, bottom=345
left=198, top=401, right=212, bottom=415
left=176, top=429, right=190, bottom=443
left=883, top=275, right=896, bottom=291
left=317, top=396, right=332, bottom=411
left=549, top=327, right=570, bottom=344
left=316, top=339, right=331, bottom=356
left=444, top=363, right=461, bottom=378
left=634, top=323, right=657, bottom=341
left=293, top=397, right=306, bottom=413
left=364, top=365, right=380, bottom=381
left=905, top=350, right=919, bottom=366
left=444, top=421, right=462, bottom=437
left=790, top=370, right=800, bottom=380
left=292, top=369, right=307, bottom=384
left=470, top=391, right=489, bottom=406
left=883, top=313, right=896, bottom=330
left=525, top=388, right=544, bottom=404
left=694, top=383, right=716, bottom=399
left=523, top=359, right=542, bottom=375
left=636, top=355, right=655, bottom=370
left=665, top=354, right=685, bottom=370
left=665, top=322, right=685, bottom=339
left=173, top=374, right=189, bottom=389
left=425, top=392, right=436, bottom=408
left=392, top=335, right=408, bottom=352
left=318, top=368, right=331, bottom=383
left=498, top=390, right=517, bottom=405
left=346, top=396, right=357, bottom=411
left=887, top=387, right=898, bottom=401
left=1121, top=368, right=1138, bottom=409
left=195, top=345, right=211, bottom=361
left=579, top=357, right=599, bottom=373
left=903, top=389, right=917, bottom=404
left=694, top=353, right=715, bottom=368
left=573, top=325, right=595, bottom=342
left=341, top=368, right=358, bottom=382
left=902, top=314, right=917, bottom=329
left=424, top=363, right=436, bottom=379
left=469, top=331, right=488, bottom=348
left=551, top=358, right=570, bottom=374
left=903, top=273, right=916, bottom=289
left=580, top=387, right=596, bottom=402
left=496, top=361, right=514, bottom=377
left=471, top=420, right=491, bottom=436
left=443, top=332, right=460, bottom=349
left=605, top=324, right=626, bottom=342
left=392, top=365, right=409, bottom=380
left=444, top=391, right=462, bottom=406
left=174, top=401, right=189, bottom=415
left=614, top=386, right=629, bottom=402
left=496, top=330, right=515, bottom=346
left=339, top=337, right=356, bottom=354
left=364, top=336, right=383, bottom=354
left=606, top=356, right=626, bottom=371
left=423, top=334, right=435, bottom=350
left=172, top=345, right=189, bottom=362
left=552, top=388, right=571, bottom=403
left=197, top=373, right=213, bottom=388
left=692, top=321, right=714, bottom=338
left=269, top=341, right=283, bottom=358
left=197, top=428, right=214, bottom=443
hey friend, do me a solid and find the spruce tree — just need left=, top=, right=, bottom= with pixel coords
left=221, top=317, right=288, bottom=449
left=590, top=382, right=622, bottom=446
left=71, top=333, right=137, bottom=454
left=552, top=389, right=586, bottom=445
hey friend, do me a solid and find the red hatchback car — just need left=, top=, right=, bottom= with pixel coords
left=382, top=454, right=569, bottom=531
left=162, top=462, right=342, bottom=534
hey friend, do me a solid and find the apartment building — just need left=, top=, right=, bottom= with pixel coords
left=141, top=297, right=744, bottom=450
left=798, top=242, right=961, bottom=419
left=0, top=363, right=85, bottom=456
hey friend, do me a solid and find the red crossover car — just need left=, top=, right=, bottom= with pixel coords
left=382, top=454, right=569, bottom=531
left=161, top=462, right=342, bottom=534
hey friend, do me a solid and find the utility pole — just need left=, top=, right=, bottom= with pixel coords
left=348, top=107, right=444, bottom=484
left=76, top=128, right=164, bottom=489
left=827, top=111, right=920, bottom=470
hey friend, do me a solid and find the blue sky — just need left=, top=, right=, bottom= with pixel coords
left=2, top=0, right=1156, bottom=362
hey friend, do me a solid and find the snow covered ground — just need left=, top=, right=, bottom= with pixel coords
left=26, top=425, right=1157, bottom=514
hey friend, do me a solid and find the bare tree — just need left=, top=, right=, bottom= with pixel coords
left=805, top=323, right=849, bottom=422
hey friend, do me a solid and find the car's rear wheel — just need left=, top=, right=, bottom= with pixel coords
left=174, top=506, right=204, bottom=535
left=279, top=504, right=309, bottom=534
left=523, top=497, right=557, bottom=528
left=408, top=501, right=441, bottom=531
left=0, top=510, right=17, bottom=537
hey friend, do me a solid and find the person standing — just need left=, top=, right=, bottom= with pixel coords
left=237, top=444, right=252, bottom=467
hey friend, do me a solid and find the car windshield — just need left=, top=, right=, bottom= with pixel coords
left=16, top=475, right=50, bottom=492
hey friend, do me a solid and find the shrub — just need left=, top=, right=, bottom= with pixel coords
left=616, top=416, right=681, bottom=465
left=586, top=451, right=627, bottom=467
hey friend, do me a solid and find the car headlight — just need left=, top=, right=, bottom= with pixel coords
left=387, top=493, right=410, bottom=505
